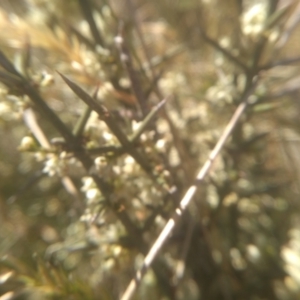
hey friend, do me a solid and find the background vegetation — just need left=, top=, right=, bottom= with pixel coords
left=1, top=0, right=300, bottom=299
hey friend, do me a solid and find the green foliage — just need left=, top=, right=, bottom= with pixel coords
left=1, top=0, right=300, bottom=299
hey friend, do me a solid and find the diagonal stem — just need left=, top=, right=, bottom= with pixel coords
left=120, top=79, right=258, bottom=300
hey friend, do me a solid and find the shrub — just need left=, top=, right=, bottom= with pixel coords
left=1, top=1, right=300, bottom=299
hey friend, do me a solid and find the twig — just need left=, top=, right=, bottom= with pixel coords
left=77, top=0, right=104, bottom=46
left=24, top=108, right=83, bottom=211
left=68, top=24, right=96, bottom=50
left=129, top=97, right=168, bottom=144
left=115, top=25, right=148, bottom=116
left=127, top=3, right=196, bottom=184
left=0, top=51, right=22, bottom=77
left=201, top=31, right=248, bottom=72
left=23, top=108, right=51, bottom=149
left=61, top=176, right=83, bottom=211
left=59, top=73, right=154, bottom=175
left=87, top=145, right=123, bottom=156
left=125, top=0, right=156, bottom=79
left=73, top=87, right=98, bottom=137
left=0, top=51, right=144, bottom=254
left=125, top=5, right=195, bottom=184
left=144, top=69, right=164, bottom=100
left=259, top=56, right=300, bottom=70
left=120, top=79, right=258, bottom=300
left=73, top=104, right=92, bottom=137
left=141, top=44, right=185, bottom=73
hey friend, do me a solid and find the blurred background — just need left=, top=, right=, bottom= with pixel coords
left=1, top=0, right=300, bottom=299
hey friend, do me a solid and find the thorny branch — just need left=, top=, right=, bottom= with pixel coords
left=0, top=50, right=145, bottom=252
left=120, top=79, right=258, bottom=300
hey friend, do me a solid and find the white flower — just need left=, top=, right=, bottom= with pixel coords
left=103, top=131, right=114, bottom=142
left=155, top=139, right=166, bottom=152
left=246, top=244, right=261, bottom=263
left=241, top=3, right=267, bottom=37
left=86, top=188, right=100, bottom=200
left=43, top=155, right=59, bottom=176
left=81, top=177, right=101, bottom=204
left=132, top=120, right=141, bottom=131
left=95, top=156, right=107, bottom=168
left=81, top=177, right=95, bottom=192
left=19, top=136, right=35, bottom=151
